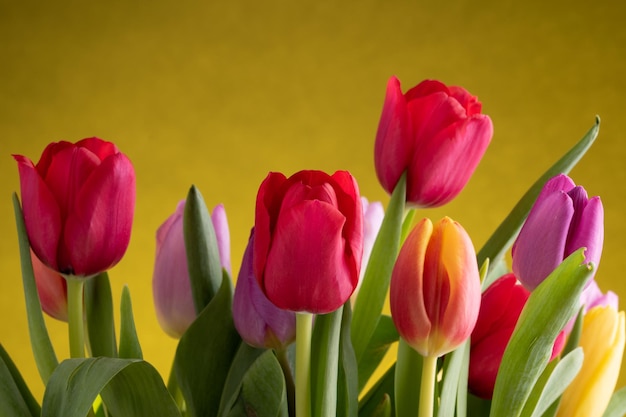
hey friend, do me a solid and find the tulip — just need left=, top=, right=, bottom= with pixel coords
left=153, top=200, right=231, bottom=338
left=512, top=174, right=603, bottom=290
left=253, top=170, right=363, bottom=314
left=31, top=250, right=68, bottom=322
left=233, top=230, right=296, bottom=350
left=556, top=306, right=625, bottom=417
left=374, top=76, right=493, bottom=207
left=390, top=217, right=481, bottom=357
left=469, top=274, right=565, bottom=399
left=13, top=137, right=135, bottom=278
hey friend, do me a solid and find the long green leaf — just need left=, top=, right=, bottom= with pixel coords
left=603, top=386, right=626, bottom=417
left=438, top=341, right=470, bottom=417
left=42, top=357, right=180, bottom=417
left=337, top=302, right=358, bottom=417
left=352, top=175, right=406, bottom=362
left=119, top=285, right=143, bottom=359
left=218, top=343, right=265, bottom=417
left=359, top=364, right=395, bottom=417
left=394, top=339, right=423, bottom=417
left=184, top=185, right=223, bottom=313
left=357, top=315, right=399, bottom=392
left=85, top=272, right=117, bottom=358
left=477, top=118, right=599, bottom=289
left=490, top=249, right=594, bottom=417
left=12, top=193, right=58, bottom=383
left=0, top=343, right=40, bottom=417
left=175, top=272, right=241, bottom=417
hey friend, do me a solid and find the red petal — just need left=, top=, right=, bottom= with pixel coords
left=76, top=137, right=119, bottom=160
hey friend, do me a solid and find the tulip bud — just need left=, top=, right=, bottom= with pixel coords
left=512, top=174, right=603, bottom=290
left=357, top=197, right=384, bottom=283
left=556, top=306, right=625, bottom=417
left=152, top=200, right=231, bottom=338
left=13, top=137, right=136, bottom=278
left=233, top=230, right=296, bottom=350
left=390, top=217, right=481, bottom=357
left=254, top=170, right=363, bottom=314
left=374, top=77, right=493, bottom=207
left=31, top=250, right=68, bottom=322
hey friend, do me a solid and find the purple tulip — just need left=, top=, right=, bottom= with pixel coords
left=512, top=174, right=603, bottom=290
left=152, top=200, right=231, bottom=338
left=233, top=230, right=296, bottom=350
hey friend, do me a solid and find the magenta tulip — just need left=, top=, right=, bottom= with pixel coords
left=233, top=230, right=296, bottom=350
left=31, top=250, right=68, bottom=322
left=153, top=200, right=231, bottom=338
left=390, top=217, right=481, bottom=357
left=374, top=76, right=493, bottom=207
left=14, top=138, right=135, bottom=278
left=253, top=170, right=363, bottom=314
left=512, top=174, right=604, bottom=290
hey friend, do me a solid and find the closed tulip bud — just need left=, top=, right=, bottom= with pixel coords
left=254, top=170, right=363, bottom=314
left=14, top=138, right=135, bottom=278
left=31, top=250, right=68, bottom=322
left=512, top=174, right=603, bottom=290
left=390, top=217, right=481, bottom=357
left=359, top=197, right=384, bottom=281
left=233, top=230, right=296, bottom=350
left=556, top=306, right=625, bottom=417
left=374, top=76, right=493, bottom=207
left=152, top=200, right=231, bottom=338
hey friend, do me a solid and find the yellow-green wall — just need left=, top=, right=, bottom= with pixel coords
left=1, top=0, right=625, bottom=401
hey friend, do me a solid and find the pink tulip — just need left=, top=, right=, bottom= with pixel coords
left=390, top=217, right=481, bottom=357
left=152, top=200, right=231, bottom=338
left=512, top=174, right=603, bottom=290
left=254, top=170, right=363, bottom=314
left=374, top=77, right=493, bottom=207
left=14, top=138, right=135, bottom=278
left=233, top=230, right=296, bottom=350
left=31, top=250, right=68, bottom=322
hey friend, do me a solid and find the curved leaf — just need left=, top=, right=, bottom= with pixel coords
left=311, top=307, right=343, bottom=417
left=357, top=315, right=399, bottom=392
left=85, top=272, right=117, bottom=357
left=603, top=386, right=626, bottom=417
left=218, top=343, right=266, bottom=417
left=119, top=285, right=143, bottom=359
left=0, top=343, right=40, bottom=417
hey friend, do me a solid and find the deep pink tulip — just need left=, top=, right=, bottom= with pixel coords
left=152, top=200, right=231, bottom=338
left=512, top=174, right=604, bottom=290
left=390, top=217, right=481, bottom=357
left=233, top=230, right=296, bottom=350
left=31, top=250, right=68, bottom=322
left=374, top=76, right=493, bottom=207
left=254, top=170, right=363, bottom=314
left=14, top=138, right=135, bottom=278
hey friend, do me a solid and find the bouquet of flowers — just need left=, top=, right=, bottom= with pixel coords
left=2, top=76, right=625, bottom=417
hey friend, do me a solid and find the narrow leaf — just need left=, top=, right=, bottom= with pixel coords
left=0, top=343, right=40, bottom=417
left=438, top=341, right=470, bottom=417
left=359, top=364, right=395, bottom=417
left=603, top=386, right=626, bottom=417
left=184, top=185, right=223, bottom=313
left=119, top=285, right=143, bottom=359
left=217, top=343, right=265, bottom=417
left=357, top=315, right=399, bottom=392
left=394, top=339, right=423, bottom=417
left=85, top=272, right=117, bottom=357
left=12, top=193, right=58, bottom=383
left=337, top=302, right=358, bottom=417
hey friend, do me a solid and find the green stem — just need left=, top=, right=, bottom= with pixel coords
left=296, top=313, right=313, bottom=417
left=419, top=355, right=438, bottom=417
left=66, top=277, right=86, bottom=358
left=277, top=348, right=296, bottom=417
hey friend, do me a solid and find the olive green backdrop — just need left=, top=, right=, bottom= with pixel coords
left=1, top=0, right=625, bottom=400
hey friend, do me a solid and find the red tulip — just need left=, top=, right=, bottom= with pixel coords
left=374, top=77, right=493, bottom=207
left=31, top=250, right=68, bottom=322
left=253, top=170, right=363, bottom=314
left=14, top=138, right=135, bottom=278
left=390, top=217, right=481, bottom=357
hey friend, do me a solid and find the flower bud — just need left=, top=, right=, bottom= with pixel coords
left=390, top=217, right=481, bottom=357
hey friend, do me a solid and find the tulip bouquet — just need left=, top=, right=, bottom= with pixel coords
left=3, top=76, right=626, bottom=417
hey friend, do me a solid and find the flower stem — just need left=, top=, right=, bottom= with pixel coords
left=66, top=277, right=85, bottom=358
left=296, top=312, right=312, bottom=417
left=419, top=355, right=438, bottom=417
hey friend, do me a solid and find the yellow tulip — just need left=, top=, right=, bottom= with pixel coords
left=556, top=305, right=625, bottom=417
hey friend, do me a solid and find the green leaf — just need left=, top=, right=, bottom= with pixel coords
left=42, top=357, right=180, bottom=417
left=357, top=315, right=399, bottom=392
left=561, top=307, right=584, bottom=357
left=119, top=285, right=143, bottom=359
left=338, top=302, right=359, bottom=417
left=438, top=341, right=470, bottom=417
left=85, top=272, right=118, bottom=358
left=369, top=394, right=392, bottom=417
left=352, top=174, right=406, bottom=362
left=218, top=343, right=265, bottom=417
left=226, top=350, right=288, bottom=417
left=12, top=193, right=58, bottom=384
left=359, top=364, right=395, bottom=417
left=175, top=272, right=241, bottom=417
left=311, top=307, right=344, bottom=417
left=603, top=386, right=626, bottom=417
left=394, top=339, right=423, bottom=417
left=184, top=185, right=223, bottom=313
left=477, top=118, right=599, bottom=290
left=0, top=343, right=40, bottom=417
left=490, top=249, right=594, bottom=417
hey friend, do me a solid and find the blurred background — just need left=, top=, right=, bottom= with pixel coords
left=1, top=0, right=625, bottom=401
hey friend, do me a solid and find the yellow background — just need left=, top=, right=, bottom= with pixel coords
left=1, top=0, right=625, bottom=401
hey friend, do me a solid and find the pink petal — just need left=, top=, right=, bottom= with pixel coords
left=211, top=204, right=231, bottom=274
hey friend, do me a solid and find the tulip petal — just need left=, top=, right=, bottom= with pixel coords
left=76, top=137, right=119, bottom=160
left=263, top=199, right=353, bottom=314
left=565, top=195, right=604, bottom=269
left=64, top=153, right=135, bottom=276
left=31, top=250, right=68, bottom=322
left=211, top=204, right=231, bottom=275
left=406, top=91, right=467, bottom=146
